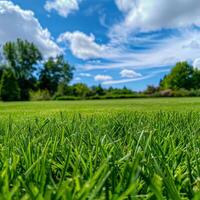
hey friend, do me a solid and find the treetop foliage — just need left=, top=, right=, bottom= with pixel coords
left=39, top=55, right=74, bottom=95
left=3, top=39, right=42, bottom=78
left=160, top=62, right=200, bottom=90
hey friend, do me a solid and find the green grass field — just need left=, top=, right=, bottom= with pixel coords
left=0, top=98, right=200, bottom=199
left=1, top=97, right=200, bottom=118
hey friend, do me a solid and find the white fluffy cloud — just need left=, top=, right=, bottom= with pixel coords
left=58, top=31, right=108, bottom=60
left=115, top=0, right=135, bottom=12
left=120, top=69, right=142, bottom=78
left=112, top=0, right=200, bottom=41
left=94, top=75, right=113, bottom=82
left=45, top=0, right=81, bottom=17
left=0, top=1, right=61, bottom=57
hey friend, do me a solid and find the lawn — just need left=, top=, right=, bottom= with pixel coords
left=1, top=97, right=200, bottom=118
left=0, top=98, right=200, bottom=199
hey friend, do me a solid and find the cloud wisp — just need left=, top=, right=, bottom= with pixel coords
left=75, top=28, right=200, bottom=72
left=94, top=75, right=113, bottom=82
left=120, top=69, right=142, bottom=78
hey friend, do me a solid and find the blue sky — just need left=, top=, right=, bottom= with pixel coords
left=1, top=0, right=200, bottom=91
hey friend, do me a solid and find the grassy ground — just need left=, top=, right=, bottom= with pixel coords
left=0, top=98, right=200, bottom=199
left=1, top=97, right=200, bottom=118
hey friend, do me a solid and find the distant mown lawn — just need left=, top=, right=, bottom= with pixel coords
left=1, top=97, right=200, bottom=119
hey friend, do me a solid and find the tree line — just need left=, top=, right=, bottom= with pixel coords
left=0, top=39, right=136, bottom=101
left=1, top=39, right=200, bottom=101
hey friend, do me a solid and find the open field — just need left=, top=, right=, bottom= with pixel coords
left=0, top=98, right=200, bottom=199
left=1, top=97, right=200, bottom=118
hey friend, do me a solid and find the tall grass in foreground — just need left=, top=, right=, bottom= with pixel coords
left=0, top=112, right=199, bottom=199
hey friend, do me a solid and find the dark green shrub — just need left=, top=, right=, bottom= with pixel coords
left=188, top=89, right=200, bottom=97
left=0, top=69, right=20, bottom=101
left=172, top=89, right=190, bottom=97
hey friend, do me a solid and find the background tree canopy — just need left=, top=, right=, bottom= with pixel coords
left=39, top=55, right=74, bottom=95
left=160, top=62, right=200, bottom=90
left=0, top=39, right=74, bottom=101
left=0, top=69, right=20, bottom=101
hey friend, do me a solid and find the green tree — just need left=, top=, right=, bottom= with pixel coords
left=107, top=86, right=134, bottom=95
left=91, top=84, right=105, bottom=96
left=0, top=64, right=6, bottom=81
left=3, top=39, right=42, bottom=100
left=192, top=68, right=200, bottom=89
left=39, top=55, right=74, bottom=95
left=144, top=85, right=159, bottom=95
left=0, top=69, right=20, bottom=101
left=160, top=62, right=194, bottom=90
left=56, top=82, right=69, bottom=96
left=72, top=83, right=91, bottom=98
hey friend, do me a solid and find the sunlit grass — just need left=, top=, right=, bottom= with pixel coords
left=0, top=99, right=200, bottom=199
